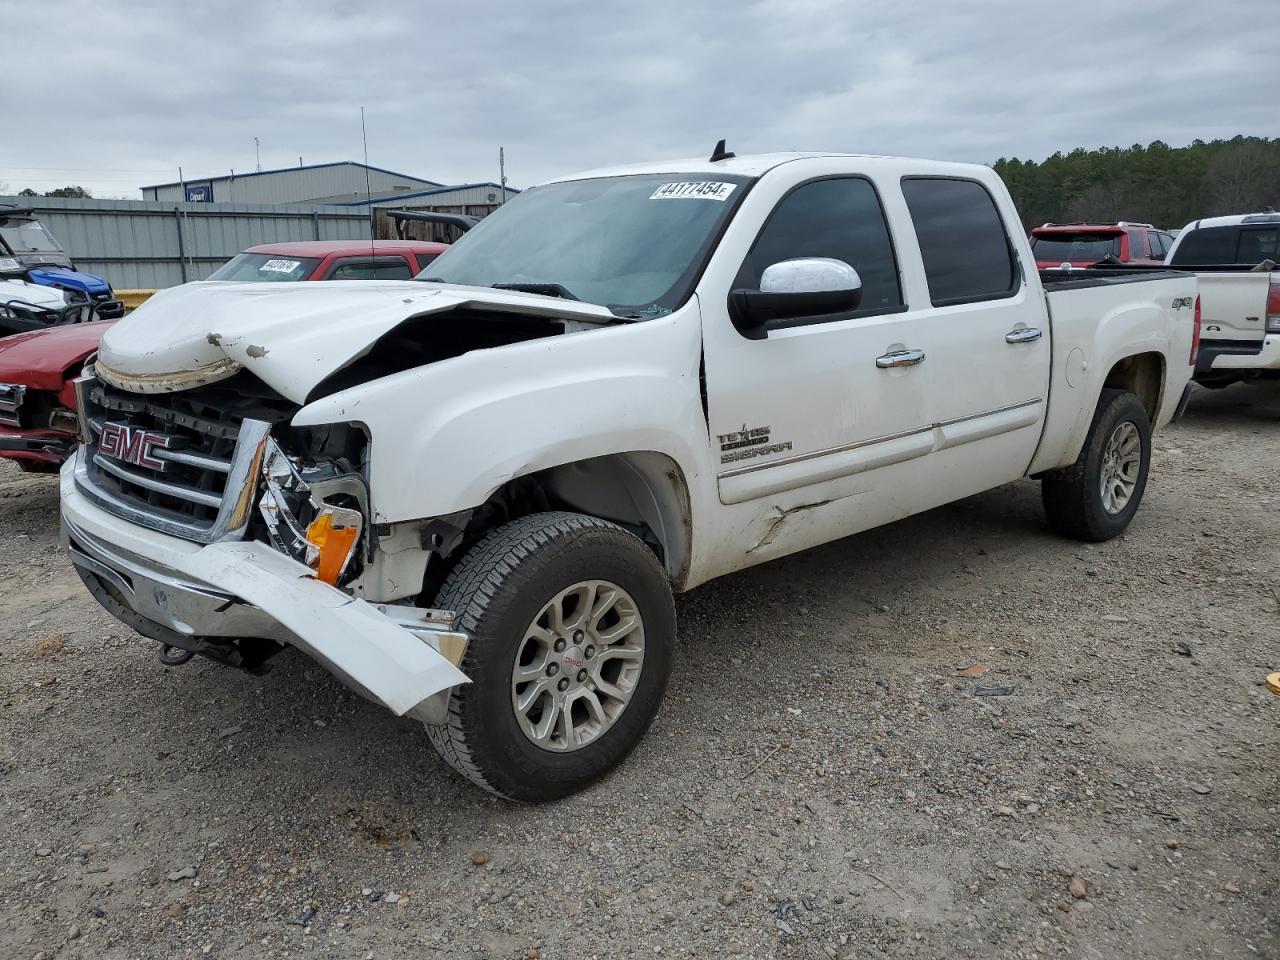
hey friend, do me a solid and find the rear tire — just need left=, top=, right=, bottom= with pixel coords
left=425, top=511, right=675, bottom=801
left=1041, top=388, right=1151, bottom=542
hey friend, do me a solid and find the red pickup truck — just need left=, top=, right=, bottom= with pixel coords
left=0, top=239, right=447, bottom=470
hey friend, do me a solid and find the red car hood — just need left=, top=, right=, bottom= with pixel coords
left=0, top=321, right=114, bottom=390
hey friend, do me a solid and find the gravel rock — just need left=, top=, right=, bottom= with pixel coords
left=1, top=384, right=1277, bottom=960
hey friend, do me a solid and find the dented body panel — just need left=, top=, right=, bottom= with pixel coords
left=96, top=280, right=617, bottom=402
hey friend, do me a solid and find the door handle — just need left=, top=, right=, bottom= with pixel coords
left=876, top=348, right=926, bottom=368
left=1006, top=327, right=1042, bottom=344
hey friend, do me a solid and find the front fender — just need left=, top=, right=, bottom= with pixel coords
left=292, top=307, right=708, bottom=524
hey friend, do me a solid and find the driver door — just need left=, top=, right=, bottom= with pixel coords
left=701, top=175, right=933, bottom=510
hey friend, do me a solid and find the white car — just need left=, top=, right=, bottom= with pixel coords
left=60, top=150, right=1199, bottom=799
left=1165, top=212, right=1280, bottom=385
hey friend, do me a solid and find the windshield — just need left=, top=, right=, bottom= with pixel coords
left=0, top=217, right=64, bottom=254
left=418, top=173, right=752, bottom=315
left=207, top=252, right=321, bottom=282
left=1030, top=233, right=1121, bottom=263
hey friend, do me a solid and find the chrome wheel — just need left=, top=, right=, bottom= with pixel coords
left=511, top=579, right=645, bottom=752
left=1100, top=420, right=1141, bottom=515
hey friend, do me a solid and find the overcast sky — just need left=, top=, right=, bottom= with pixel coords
left=3, top=0, right=1275, bottom=198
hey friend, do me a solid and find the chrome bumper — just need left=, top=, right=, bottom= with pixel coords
left=60, top=451, right=470, bottom=724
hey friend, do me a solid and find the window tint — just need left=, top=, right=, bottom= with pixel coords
left=901, top=178, right=1018, bottom=305
left=1126, top=232, right=1147, bottom=260
left=1029, top=232, right=1119, bottom=263
left=735, top=177, right=902, bottom=318
left=414, top=252, right=440, bottom=270
left=1237, top=227, right=1280, bottom=263
left=328, top=259, right=412, bottom=281
left=1146, top=232, right=1163, bottom=258
left=1170, top=226, right=1240, bottom=265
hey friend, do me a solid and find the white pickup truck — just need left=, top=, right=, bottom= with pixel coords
left=59, top=150, right=1199, bottom=800
left=1164, top=212, right=1280, bottom=387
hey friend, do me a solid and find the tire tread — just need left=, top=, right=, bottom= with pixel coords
left=425, top=511, right=671, bottom=799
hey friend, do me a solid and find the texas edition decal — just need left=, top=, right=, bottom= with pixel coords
left=718, top=424, right=793, bottom=464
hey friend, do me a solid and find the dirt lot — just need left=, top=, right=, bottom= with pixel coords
left=1, top=384, right=1277, bottom=960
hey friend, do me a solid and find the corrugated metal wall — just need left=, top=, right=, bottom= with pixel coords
left=1, top=196, right=372, bottom=289
left=143, top=164, right=438, bottom=205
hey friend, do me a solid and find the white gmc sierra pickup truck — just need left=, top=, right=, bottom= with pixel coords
left=59, top=151, right=1199, bottom=800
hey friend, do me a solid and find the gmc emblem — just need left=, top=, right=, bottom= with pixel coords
left=99, top=421, right=174, bottom=471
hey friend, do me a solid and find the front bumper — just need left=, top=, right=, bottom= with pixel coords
left=59, top=451, right=469, bottom=723
left=0, top=427, right=76, bottom=464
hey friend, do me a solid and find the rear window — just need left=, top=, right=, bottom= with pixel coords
left=207, top=253, right=320, bottom=282
left=1170, top=225, right=1280, bottom=266
left=1029, top=232, right=1121, bottom=263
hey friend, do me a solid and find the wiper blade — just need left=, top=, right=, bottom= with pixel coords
left=491, top=281, right=580, bottom=301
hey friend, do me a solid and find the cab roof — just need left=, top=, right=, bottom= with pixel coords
left=242, top=239, right=448, bottom=257
left=545, top=151, right=993, bottom=184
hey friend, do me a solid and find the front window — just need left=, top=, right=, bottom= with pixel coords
left=418, top=173, right=752, bottom=316
left=0, top=217, right=64, bottom=254
left=1030, top=232, right=1121, bottom=263
left=207, top=253, right=321, bottom=282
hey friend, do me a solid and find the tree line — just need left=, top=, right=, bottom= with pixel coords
left=994, top=136, right=1280, bottom=232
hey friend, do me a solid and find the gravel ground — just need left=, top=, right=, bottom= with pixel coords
left=1, top=383, right=1277, bottom=960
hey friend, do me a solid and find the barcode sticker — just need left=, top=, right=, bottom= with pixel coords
left=649, top=181, right=737, bottom=201
left=260, top=259, right=301, bottom=273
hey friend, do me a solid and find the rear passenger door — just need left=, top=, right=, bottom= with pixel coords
left=898, top=177, right=1049, bottom=493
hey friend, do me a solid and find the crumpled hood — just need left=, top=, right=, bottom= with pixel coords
left=95, top=280, right=617, bottom=403
left=0, top=320, right=114, bottom=390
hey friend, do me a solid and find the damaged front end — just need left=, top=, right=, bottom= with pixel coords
left=61, top=368, right=471, bottom=724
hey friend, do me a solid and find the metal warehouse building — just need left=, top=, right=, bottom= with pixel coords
left=340, top=182, right=521, bottom=240
left=140, top=161, right=442, bottom=205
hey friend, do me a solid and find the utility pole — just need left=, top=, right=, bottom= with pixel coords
left=254, top=137, right=262, bottom=172
left=499, top=146, right=507, bottom=205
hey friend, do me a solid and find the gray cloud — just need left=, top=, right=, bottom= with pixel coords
left=4, top=0, right=1275, bottom=198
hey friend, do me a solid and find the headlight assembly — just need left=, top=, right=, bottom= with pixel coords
left=258, top=437, right=368, bottom=586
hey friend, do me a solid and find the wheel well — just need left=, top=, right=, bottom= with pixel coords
left=419, top=452, right=693, bottom=602
left=1102, top=352, right=1164, bottom=421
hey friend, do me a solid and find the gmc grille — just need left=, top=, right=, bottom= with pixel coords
left=73, top=373, right=297, bottom=543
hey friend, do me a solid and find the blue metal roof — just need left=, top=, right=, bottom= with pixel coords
left=336, top=181, right=522, bottom=206
left=141, top=160, right=441, bottom=190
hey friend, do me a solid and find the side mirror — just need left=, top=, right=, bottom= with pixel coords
left=729, top=258, right=862, bottom=334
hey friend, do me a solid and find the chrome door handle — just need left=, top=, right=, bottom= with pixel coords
left=876, top=348, right=926, bottom=368
left=1006, top=327, right=1042, bottom=344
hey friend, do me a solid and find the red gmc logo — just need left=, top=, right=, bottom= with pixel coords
left=99, top=422, right=174, bottom=471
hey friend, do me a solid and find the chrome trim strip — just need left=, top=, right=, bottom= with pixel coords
left=153, top=447, right=233, bottom=473
left=717, top=398, right=1044, bottom=479
left=93, top=453, right=224, bottom=508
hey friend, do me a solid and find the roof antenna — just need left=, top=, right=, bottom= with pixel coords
left=709, top=139, right=735, bottom=163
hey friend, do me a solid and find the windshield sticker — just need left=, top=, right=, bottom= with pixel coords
left=260, top=259, right=302, bottom=273
left=649, top=181, right=737, bottom=202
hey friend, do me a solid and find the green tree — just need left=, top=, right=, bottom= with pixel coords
left=44, top=185, right=92, bottom=199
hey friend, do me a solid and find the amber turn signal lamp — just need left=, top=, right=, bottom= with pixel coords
left=306, top=511, right=360, bottom=585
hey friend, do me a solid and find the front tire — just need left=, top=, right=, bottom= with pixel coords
left=1041, top=388, right=1152, bottom=542
left=425, top=512, right=675, bottom=801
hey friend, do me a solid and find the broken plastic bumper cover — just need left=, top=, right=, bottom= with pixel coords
left=59, top=450, right=470, bottom=724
